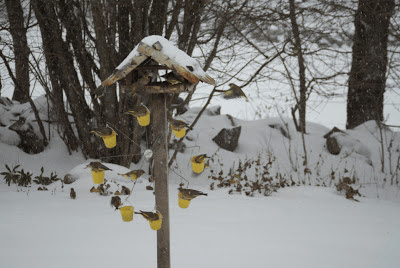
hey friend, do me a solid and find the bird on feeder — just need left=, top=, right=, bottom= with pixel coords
left=178, top=187, right=208, bottom=199
left=91, top=126, right=114, bottom=137
left=169, top=118, right=192, bottom=130
left=111, top=196, right=122, bottom=210
left=124, top=103, right=149, bottom=117
left=129, top=70, right=152, bottom=96
left=70, top=188, right=76, bottom=199
left=135, top=210, right=161, bottom=221
left=118, top=169, right=145, bottom=181
left=86, top=161, right=112, bottom=172
left=192, top=154, right=210, bottom=164
left=161, top=71, right=185, bottom=85
left=223, top=83, right=248, bottom=101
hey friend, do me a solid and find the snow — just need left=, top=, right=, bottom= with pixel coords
left=117, top=35, right=212, bottom=83
left=0, top=104, right=400, bottom=268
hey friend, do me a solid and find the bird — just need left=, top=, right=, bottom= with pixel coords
left=110, top=196, right=122, bottom=210
left=161, top=72, right=185, bottom=85
left=70, top=188, right=76, bottom=199
left=223, top=83, right=248, bottom=101
left=128, top=71, right=151, bottom=96
left=86, top=161, right=112, bottom=172
left=178, top=187, right=208, bottom=200
left=91, top=126, right=114, bottom=137
left=118, top=169, right=145, bottom=180
left=135, top=210, right=161, bottom=221
left=124, top=104, right=149, bottom=117
left=169, top=118, right=192, bottom=130
left=192, top=154, right=209, bottom=164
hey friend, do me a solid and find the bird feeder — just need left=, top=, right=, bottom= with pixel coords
left=119, top=206, right=134, bottom=222
left=92, top=127, right=117, bottom=148
left=137, top=107, right=151, bottom=126
left=149, top=213, right=163, bottom=230
left=102, top=130, right=117, bottom=148
left=91, top=170, right=105, bottom=184
left=100, top=35, right=215, bottom=268
left=178, top=192, right=191, bottom=209
left=171, top=125, right=186, bottom=138
left=191, top=156, right=206, bottom=174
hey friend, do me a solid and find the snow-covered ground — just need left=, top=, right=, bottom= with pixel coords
left=0, top=102, right=400, bottom=268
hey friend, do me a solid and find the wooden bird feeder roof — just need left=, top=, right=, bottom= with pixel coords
left=101, top=35, right=215, bottom=91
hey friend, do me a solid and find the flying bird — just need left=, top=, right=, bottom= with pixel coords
left=223, top=83, right=248, bottom=101
left=118, top=169, right=145, bottom=180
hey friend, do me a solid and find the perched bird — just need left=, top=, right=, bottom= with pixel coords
left=110, top=196, right=122, bottom=210
left=118, top=169, right=145, bottom=180
left=86, top=161, right=112, bottom=172
left=124, top=104, right=149, bottom=117
left=161, top=72, right=185, bottom=85
left=91, top=126, right=114, bottom=137
left=135, top=210, right=160, bottom=221
left=128, top=71, right=151, bottom=96
left=178, top=187, right=208, bottom=200
left=192, top=154, right=209, bottom=164
left=223, top=83, right=248, bottom=101
left=70, top=188, right=76, bottom=199
left=169, top=118, right=192, bottom=130
left=120, top=186, right=131, bottom=195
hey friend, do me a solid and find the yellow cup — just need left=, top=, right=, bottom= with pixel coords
left=149, top=213, right=162, bottom=230
left=178, top=192, right=191, bottom=209
left=136, top=109, right=150, bottom=126
left=172, top=127, right=186, bottom=138
left=91, top=170, right=105, bottom=184
left=101, top=131, right=117, bottom=148
left=191, top=157, right=205, bottom=174
left=119, top=206, right=134, bottom=222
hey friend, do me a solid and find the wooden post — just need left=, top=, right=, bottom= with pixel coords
left=152, top=93, right=170, bottom=268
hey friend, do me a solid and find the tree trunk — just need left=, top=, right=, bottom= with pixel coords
left=32, top=0, right=95, bottom=156
left=289, top=0, right=307, bottom=134
left=5, top=0, right=30, bottom=103
left=346, top=0, right=395, bottom=129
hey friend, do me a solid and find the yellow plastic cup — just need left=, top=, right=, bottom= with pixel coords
left=136, top=109, right=150, bottom=126
left=172, top=127, right=186, bottom=138
left=91, top=170, right=105, bottom=184
left=119, top=206, right=134, bottom=222
left=191, top=157, right=205, bottom=173
left=101, top=131, right=117, bottom=148
left=149, top=213, right=162, bottom=230
left=178, top=192, right=191, bottom=209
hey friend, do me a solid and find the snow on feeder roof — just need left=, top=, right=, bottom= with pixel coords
left=101, top=35, right=215, bottom=88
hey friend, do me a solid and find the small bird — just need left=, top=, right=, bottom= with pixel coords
left=192, top=154, right=209, bottom=164
left=169, top=118, right=192, bottom=130
left=118, top=169, right=145, bottom=180
left=91, top=126, right=114, bottom=137
left=70, top=188, right=76, bottom=199
left=161, top=72, right=185, bottom=85
left=128, top=71, right=151, bottom=96
left=124, top=104, right=149, bottom=117
left=178, top=187, right=208, bottom=200
left=223, top=83, right=248, bottom=101
left=135, top=210, right=161, bottom=221
left=86, top=161, right=112, bottom=172
left=110, top=196, right=122, bottom=210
